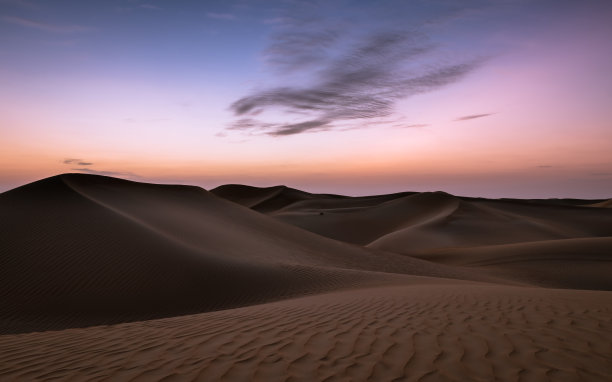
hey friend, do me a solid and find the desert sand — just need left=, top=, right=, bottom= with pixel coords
left=1, top=174, right=611, bottom=381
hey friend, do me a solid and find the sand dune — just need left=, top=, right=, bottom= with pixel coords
left=216, top=185, right=612, bottom=251
left=368, top=197, right=612, bottom=252
left=1, top=174, right=611, bottom=380
left=214, top=185, right=612, bottom=290
left=0, top=174, right=497, bottom=333
left=412, top=237, right=612, bottom=290
left=1, top=283, right=610, bottom=381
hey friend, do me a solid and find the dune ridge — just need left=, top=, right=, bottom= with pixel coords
left=1, top=174, right=611, bottom=380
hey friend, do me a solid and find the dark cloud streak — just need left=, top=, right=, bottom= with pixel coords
left=454, top=113, right=494, bottom=121
left=228, top=3, right=486, bottom=136
left=63, top=158, right=93, bottom=166
left=71, top=168, right=138, bottom=178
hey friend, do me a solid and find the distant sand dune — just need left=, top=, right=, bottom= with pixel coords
left=1, top=175, right=611, bottom=380
left=368, top=198, right=612, bottom=252
left=215, top=185, right=612, bottom=288
left=214, top=185, right=612, bottom=251
left=412, top=237, right=612, bottom=290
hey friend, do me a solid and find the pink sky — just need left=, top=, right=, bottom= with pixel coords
left=1, top=0, right=611, bottom=198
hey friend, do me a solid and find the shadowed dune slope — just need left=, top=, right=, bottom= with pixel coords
left=212, top=185, right=612, bottom=291
left=210, top=184, right=318, bottom=213
left=275, top=191, right=459, bottom=246
left=210, top=184, right=416, bottom=215
left=1, top=174, right=495, bottom=334
left=412, top=237, right=612, bottom=290
left=368, top=197, right=612, bottom=252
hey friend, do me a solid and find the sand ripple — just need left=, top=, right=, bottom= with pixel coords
left=1, top=284, right=610, bottom=381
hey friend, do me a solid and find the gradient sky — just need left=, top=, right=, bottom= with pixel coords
left=1, top=0, right=611, bottom=197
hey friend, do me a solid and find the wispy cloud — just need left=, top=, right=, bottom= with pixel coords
left=63, top=158, right=93, bottom=166
left=228, top=3, right=486, bottom=136
left=2, top=16, right=90, bottom=33
left=63, top=157, right=137, bottom=177
left=71, top=168, right=139, bottom=178
left=454, top=113, right=494, bottom=121
left=206, top=12, right=236, bottom=20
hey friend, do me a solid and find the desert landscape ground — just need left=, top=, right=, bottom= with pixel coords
left=0, top=173, right=611, bottom=381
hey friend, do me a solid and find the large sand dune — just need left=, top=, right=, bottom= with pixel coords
left=1, top=174, right=611, bottom=380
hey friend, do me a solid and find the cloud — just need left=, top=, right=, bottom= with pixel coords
left=230, top=56, right=482, bottom=136
left=228, top=3, right=486, bottom=136
left=263, top=23, right=341, bottom=73
left=269, top=119, right=330, bottom=136
left=64, top=158, right=136, bottom=178
left=206, top=12, right=236, bottom=20
left=63, top=158, right=93, bottom=166
left=454, top=113, right=494, bottom=121
left=71, top=168, right=138, bottom=178
left=2, top=16, right=90, bottom=33
left=537, top=165, right=553, bottom=168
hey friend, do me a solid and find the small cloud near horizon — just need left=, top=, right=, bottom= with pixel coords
left=454, top=113, right=495, bottom=121
left=71, top=168, right=139, bottom=178
left=537, top=165, right=553, bottom=168
left=63, top=158, right=93, bottom=166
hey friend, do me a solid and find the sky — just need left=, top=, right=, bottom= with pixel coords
left=1, top=0, right=611, bottom=198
